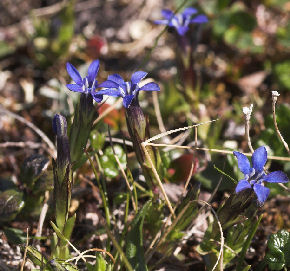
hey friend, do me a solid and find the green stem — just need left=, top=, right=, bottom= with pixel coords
left=132, top=182, right=138, bottom=210
left=236, top=214, right=263, bottom=271
left=85, top=152, right=111, bottom=229
left=104, top=224, right=134, bottom=271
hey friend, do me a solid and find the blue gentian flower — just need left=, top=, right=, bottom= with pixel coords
left=97, top=71, right=160, bottom=108
left=234, top=146, right=289, bottom=203
left=66, top=60, right=103, bottom=103
left=154, top=7, right=208, bottom=36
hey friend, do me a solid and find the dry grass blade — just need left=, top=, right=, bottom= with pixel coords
left=196, top=200, right=224, bottom=271
left=66, top=248, right=115, bottom=265
left=141, top=142, right=175, bottom=218
left=272, top=91, right=290, bottom=154
left=114, top=153, right=137, bottom=211
left=145, top=119, right=218, bottom=143
left=0, top=105, right=56, bottom=158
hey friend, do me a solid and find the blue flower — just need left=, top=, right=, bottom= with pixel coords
left=234, top=146, right=289, bottom=203
left=97, top=71, right=160, bottom=108
left=154, top=7, right=208, bottom=36
left=66, top=60, right=103, bottom=103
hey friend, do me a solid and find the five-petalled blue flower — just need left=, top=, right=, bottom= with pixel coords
left=66, top=60, right=103, bottom=103
left=97, top=71, right=160, bottom=108
left=234, top=146, right=289, bottom=203
left=155, top=7, right=208, bottom=36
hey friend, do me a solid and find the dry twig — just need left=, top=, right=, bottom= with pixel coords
left=271, top=91, right=290, bottom=154
left=0, top=105, right=56, bottom=158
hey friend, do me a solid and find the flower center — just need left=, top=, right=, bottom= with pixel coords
left=183, top=15, right=191, bottom=26
left=119, top=86, right=126, bottom=97
left=82, top=77, right=97, bottom=94
left=248, top=168, right=265, bottom=185
left=172, top=14, right=184, bottom=27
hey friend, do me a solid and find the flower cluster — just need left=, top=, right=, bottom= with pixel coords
left=234, top=146, right=289, bottom=203
left=66, top=62, right=160, bottom=108
left=155, top=7, right=208, bottom=36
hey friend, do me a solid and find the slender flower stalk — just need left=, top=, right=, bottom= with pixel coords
left=155, top=7, right=208, bottom=105
left=271, top=91, right=290, bottom=154
left=98, top=72, right=162, bottom=188
left=243, top=104, right=254, bottom=153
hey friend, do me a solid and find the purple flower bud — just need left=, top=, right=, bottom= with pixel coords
left=53, top=114, right=67, bottom=136
left=52, top=114, right=71, bottom=181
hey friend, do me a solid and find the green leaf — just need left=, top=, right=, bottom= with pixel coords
left=173, top=183, right=200, bottom=232
left=236, top=215, right=263, bottom=270
left=63, top=214, right=76, bottom=240
left=86, top=253, right=107, bottom=271
left=277, top=22, right=290, bottom=48
left=274, top=61, right=290, bottom=90
left=126, top=200, right=152, bottom=271
left=217, top=0, right=231, bottom=10
left=25, top=246, right=52, bottom=270
left=229, top=11, right=256, bottom=32
left=265, top=229, right=290, bottom=270
left=214, top=164, right=237, bottom=184
left=4, top=227, right=27, bottom=245
left=48, top=259, right=78, bottom=271
left=50, top=221, right=68, bottom=244
left=51, top=0, right=75, bottom=56
left=100, top=145, right=126, bottom=178
left=0, top=41, right=15, bottom=57
left=0, top=189, right=24, bottom=223
left=20, top=154, right=49, bottom=189
left=90, top=131, right=106, bottom=150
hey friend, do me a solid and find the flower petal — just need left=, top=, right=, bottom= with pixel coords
left=176, top=26, right=189, bottom=36
left=161, top=9, right=175, bottom=20
left=107, top=74, right=125, bottom=85
left=66, top=62, right=83, bottom=86
left=131, top=71, right=148, bottom=85
left=264, top=171, right=289, bottom=183
left=87, top=59, right=99, bottom=85
left=139, top=82, right=160, bottom=91
left=235, top=179, right=251, bottom=193
left=98, top=80, right=120, bottom=88
left=154, top=19, right=169, bottom=25
left=252, top=146, right=267, bottom=173
left=66, top=84, right=84, bottom=93
left=91, top=93, right=103, bottom=103
left=123, top=94, right=134, bottom=108
left=233, top=151, right=252, bottom=175
left=253, top=183, right=270, bottom=203
left=191, top=14, right=208, bottom=24
left=97, top=88, right=122, bottom=97
left=182, top=7, right=197, bottom=16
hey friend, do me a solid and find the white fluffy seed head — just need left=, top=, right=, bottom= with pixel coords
left=243, top=104, right=253, bottom=120
left=272, top=90, right=280, bottom=97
